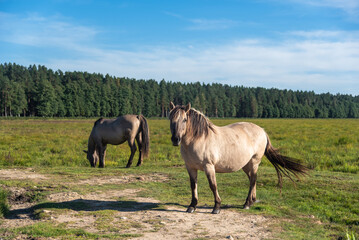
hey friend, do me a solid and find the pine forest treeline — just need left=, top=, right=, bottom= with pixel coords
left=1, top=63, right=358, bottom=118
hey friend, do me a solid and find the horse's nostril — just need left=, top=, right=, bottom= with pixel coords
left=171, top=136, right=181, bottom=146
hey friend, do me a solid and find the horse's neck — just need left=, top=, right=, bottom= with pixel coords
left=87, top=136, right=96, bottom=153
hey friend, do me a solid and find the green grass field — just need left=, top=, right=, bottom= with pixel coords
left=0, top=118, right=358, bottom=239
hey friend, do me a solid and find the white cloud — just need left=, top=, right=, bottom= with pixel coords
left=0, top=12, right=98, bottom=49
left=164, top=12, right=239, bottom=31
left=290, top=30, right=343, bottom=38
left=290, top=0, right=359, bottom=17
left=187, top=18, right=238, bottom=30
left=1, top=12, right=358, bottom=94
left=45, top=34, right=359, bottom=94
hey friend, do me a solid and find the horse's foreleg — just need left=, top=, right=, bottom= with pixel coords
left=135, top=134, right=143, bottom=167
left=186, top=168, right=198, bottom=213
left=93, top=151, right=99, bottom=167
left=204, top=164, right=221, bottom=214
left=99, top=145, right=106, bottom=168
left=126, top=139, right=137, bottom=168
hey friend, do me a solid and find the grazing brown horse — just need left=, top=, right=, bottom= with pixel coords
left=84, top=115, right=149, bottom=168
left=169, top=102, right=308, bottom=214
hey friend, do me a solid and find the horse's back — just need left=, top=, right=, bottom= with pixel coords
left=224, top=122, right=267, bottom=154
left=114, top=115, right=140, bottom=127
left=226, top=122, right=266, bottom=141
left=99, top=115, right=140, bottom=129
left=92, top=115, right=141, bottom=145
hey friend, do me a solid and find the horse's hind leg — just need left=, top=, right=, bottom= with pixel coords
left=204, top=164, right=221, bottom=214
left=242, top=159, right=259, bottom=209
left=135, top=134, right=143, bottom=167
left=126, top=138, right=137, bottom=168
left=93, top=150, right=99, bottom=167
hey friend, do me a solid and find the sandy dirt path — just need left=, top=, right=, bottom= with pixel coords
left=0, top=168, right=273, bottom=239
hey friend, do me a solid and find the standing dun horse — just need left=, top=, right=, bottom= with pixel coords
left=84, top=115, right=149, bottom=168
left=169, top=102, right=308, bottom=214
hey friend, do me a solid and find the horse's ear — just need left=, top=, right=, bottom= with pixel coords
left=170, top=101, right=175, bottom=110
left=83, top=150, right=88, bottom=154
left=185, top=103, right=191, bottom=113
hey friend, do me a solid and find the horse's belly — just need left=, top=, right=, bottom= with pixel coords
left=182, top=150, right=249, bottom=173
left=111, top=139, right=127, bottom=145
left=215, top=165, right=241, bottom=173
left=214, top=158, right=248, bottom=173
left=184, top=157, right=248, bottom=173
left=104, top=136, right=127, bottom=145
left=181, top=142, right=252, bottom=172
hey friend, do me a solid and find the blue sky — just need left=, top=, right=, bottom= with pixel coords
left=1, top=0, right=358, bottom=95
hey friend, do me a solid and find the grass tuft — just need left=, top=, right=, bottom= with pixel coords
left=0, top=189, right=9, bottom=218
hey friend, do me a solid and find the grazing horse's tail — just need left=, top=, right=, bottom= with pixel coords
left=94, top=117, right=104, bottom=126
left=138, top=115, right=150, bottom=158
left=265, top=133, right=308, bottom=188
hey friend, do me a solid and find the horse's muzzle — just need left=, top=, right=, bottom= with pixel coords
left=171, top=136, right=181, bottom=146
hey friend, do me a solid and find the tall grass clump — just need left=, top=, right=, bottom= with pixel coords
left=346, top=229, right=357, bottom=240
left=0, top=189, right=9, bottom=217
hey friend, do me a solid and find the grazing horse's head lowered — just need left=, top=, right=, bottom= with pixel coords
left=83, top=149, right=97, bottom=167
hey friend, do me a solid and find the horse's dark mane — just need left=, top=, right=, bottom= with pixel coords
left=170, top=106, right=215, bottom=139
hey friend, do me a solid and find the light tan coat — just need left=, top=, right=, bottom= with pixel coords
left=169, top=102, right=307, bottom=214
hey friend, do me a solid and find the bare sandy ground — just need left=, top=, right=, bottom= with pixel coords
left=0, top=168, right=273, bottom=239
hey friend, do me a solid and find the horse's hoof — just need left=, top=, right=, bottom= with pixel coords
left=211, top=208, right=221, bottom=214
left=187, top=207, right=196, bottom=213
left=126, top=165, right=131, bottom=168
left=243, top=205, right=250, bottom=210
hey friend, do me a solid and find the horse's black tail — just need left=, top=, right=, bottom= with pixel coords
left=265, top=133, right=308, bottom=189
left=94, top=117, right=104, bottom=127
left=139, top=115, right=150, bottom=158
